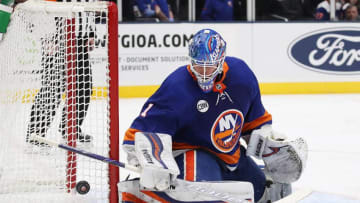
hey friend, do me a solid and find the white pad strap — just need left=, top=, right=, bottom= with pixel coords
left=247, top=125, right=308, bottom=183
left=135, top=132, right=180, bottom=190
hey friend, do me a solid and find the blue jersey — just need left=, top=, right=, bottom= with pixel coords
left=201, top=0, right=233, bottom=21
left=135, top=0, right=170, bottom=18
left=155, top=0, right=170, bottom=18
left=124, top=57, right=272, bottom=170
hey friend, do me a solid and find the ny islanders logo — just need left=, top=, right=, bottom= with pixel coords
left=211, top=109, right=244, bottom=153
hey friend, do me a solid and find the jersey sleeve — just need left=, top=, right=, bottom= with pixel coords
left=123, top=81, right=178, bottom=146
left=241, top=68, right=272, bottom=135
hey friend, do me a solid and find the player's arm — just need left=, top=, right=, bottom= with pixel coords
left=154, top=4, right=169, bottom=21
left=123, top=85, right=180, bottom=190
left=240, top=65, right=308, bottom=184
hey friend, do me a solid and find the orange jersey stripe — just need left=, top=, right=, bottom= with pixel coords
left=185, top=150, right=196, bottom=181
left=186, top=65, right=197, bottom=81
left=142, top=191, right=170, bottom=203
left=122, top=192, right=147, bottom=203
left=124, top=128, right=140, bottom=142
left=242, top=111, right=272, bottom=133
left=217, top=62, right=229, bottom=84
left=173, top=142, right=241, bottom=166
left=214, top=147, right=240, bottom=165
left=173, top=142, right=200, bottom=151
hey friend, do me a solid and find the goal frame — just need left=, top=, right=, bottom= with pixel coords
left=64, top=2, right=119, bottom=202
left=1, top=0, right=120, bottom=202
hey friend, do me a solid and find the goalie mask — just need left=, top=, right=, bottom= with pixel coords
left=189, top=29, right=226, bottom=93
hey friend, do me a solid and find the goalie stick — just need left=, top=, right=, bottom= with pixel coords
left=29, top=134, right=254, bottom=203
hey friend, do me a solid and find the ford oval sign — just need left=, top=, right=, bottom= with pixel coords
left=288, top=28, right=360, bottom=74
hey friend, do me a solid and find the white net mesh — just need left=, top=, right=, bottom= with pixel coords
left=0, top=0, right=118, bottom=202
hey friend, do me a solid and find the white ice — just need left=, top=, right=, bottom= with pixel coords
left=119, top=94, right=360, bottom=201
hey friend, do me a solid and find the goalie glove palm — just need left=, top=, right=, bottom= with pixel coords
left=246, top=125, right=308, bottom=184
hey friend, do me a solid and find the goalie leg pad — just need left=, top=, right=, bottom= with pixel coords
left=175, top=148, right=266, bottom=201
left=174, top=149, right=222, bottom=181
left=118, top=179, right=254, bottom=203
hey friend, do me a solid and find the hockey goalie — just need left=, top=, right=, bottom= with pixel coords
left=119, top=29, right=308, bottom=203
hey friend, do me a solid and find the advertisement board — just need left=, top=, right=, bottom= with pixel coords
left=90, top=23, right=360, bottom=97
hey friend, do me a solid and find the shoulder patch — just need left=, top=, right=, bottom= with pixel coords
left=197, top=100, right=209, bottom=113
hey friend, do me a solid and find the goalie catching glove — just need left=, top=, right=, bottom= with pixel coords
left=246, top=125, right=308, bottom=184
left=124, top=132, right=180, bottom=191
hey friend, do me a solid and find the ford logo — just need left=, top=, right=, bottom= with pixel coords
left=288, top=28, right=360, bottom=74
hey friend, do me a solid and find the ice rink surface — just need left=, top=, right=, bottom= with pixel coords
left=119, top=94, right=360, bottom=201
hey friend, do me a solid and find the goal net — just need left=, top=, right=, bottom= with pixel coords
left=0, top=0, right=119, bottom=202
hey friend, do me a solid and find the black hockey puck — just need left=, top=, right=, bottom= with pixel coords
left=76, top=180, right=90, bottom=195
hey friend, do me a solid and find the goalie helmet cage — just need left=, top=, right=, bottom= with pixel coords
left=0, top=0, right=119, bottom=202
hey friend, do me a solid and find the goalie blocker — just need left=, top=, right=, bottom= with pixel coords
left=133, top=132, right=180, bottom=191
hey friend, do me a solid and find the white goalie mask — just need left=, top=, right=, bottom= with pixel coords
left=189, top=29, right=226, bottom=93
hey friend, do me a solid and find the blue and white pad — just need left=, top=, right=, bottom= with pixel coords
left=118, top=179, right=254, bottom=203
left=135, top=132, right=180, bottom=190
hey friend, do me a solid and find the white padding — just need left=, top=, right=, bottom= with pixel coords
left=118, top=179, right=254, bottom=203
left=247, top=125, right=308, bottom=183
left=135, top=132, right=179, bottom=190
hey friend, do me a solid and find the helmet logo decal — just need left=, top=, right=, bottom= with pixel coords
left=209, top=35, right=223, bottom=61
left=211, top=109, right=244, bottom=153
left=197, top=100, right=209, bottom=113
left=207, top=36, right=214, bottom=52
